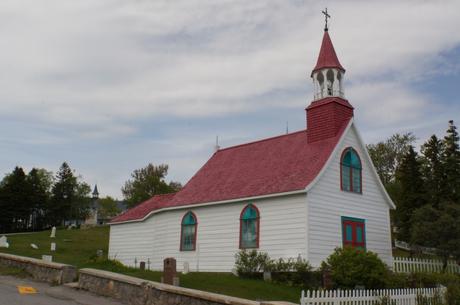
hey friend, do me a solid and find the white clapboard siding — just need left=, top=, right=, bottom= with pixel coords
left=109, top=193, right=308, bottom=272
left=300, top=287, right=446, bottom=305
left=307, top=124, right=393, bottom=267
left=109, top=220, right=155, bottom=266
left=393, top=256, right=460, bottom=274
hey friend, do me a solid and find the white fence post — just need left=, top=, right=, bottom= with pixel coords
left=299, top=287, right=446, bottom=305
left=392, top=256, right=459, bottom=274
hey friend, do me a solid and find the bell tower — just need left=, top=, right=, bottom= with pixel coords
left=311, top=29, right=346, bottom=100
left=306, top=10, right=353, bottom=143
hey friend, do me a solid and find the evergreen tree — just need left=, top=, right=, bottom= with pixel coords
left=394, top=146, right=425, bottom=242
left=27, top=168, right=53, bottom=230
left=50, top=162, right=78, bottom=225
left=49, top=162, right=92, bottom=226
left=409, top=121, right=460, bottom=267
left=411, top=203, right=460, bottom=269
left=0, top=167, right=33, bottom=232
left=420, top=135, right=443, bottom=208
left=441, top=120, right=460, bottom=203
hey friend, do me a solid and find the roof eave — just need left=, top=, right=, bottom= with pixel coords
left=108, top=189, right=308, bottom=225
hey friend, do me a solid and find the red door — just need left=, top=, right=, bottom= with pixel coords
left=342, top=218, right=365, bottom=249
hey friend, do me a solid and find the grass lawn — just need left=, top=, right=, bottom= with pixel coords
left=0, top=227, right=302, bottom=303
left=0, top=226, right=109, bottom=268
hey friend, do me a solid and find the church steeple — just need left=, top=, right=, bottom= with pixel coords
left=306, top=16, right=353, bottom=143
left=92, top=184, right=99, bottom=199
left=311, top=28, right=346, bottom=100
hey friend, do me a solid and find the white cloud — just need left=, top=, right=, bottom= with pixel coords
left=0, top=0, right=459, bottom=196
left=2, top=1, right=459, bottom=123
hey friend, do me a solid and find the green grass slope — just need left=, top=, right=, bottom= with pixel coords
left=0, top=226, right=109, bottom=268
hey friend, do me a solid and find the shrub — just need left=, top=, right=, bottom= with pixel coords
left=446, top=283, right=460, bottom=305
left=416, top=289, right=445, bottom=305
left=418, top=272, right=458, bottom=287
left=385, top=271, right=459, bottom=305
left=234, top=250, right=271, bottom=277
left=321, top=246, right=389, bottom=289
left=385, top=271, right=410, bottom=289
left=234, top=250, right=320, bottom=288
left=376, top=295, right=397, bottom=305
left=270, top=258, right=320, bottom=288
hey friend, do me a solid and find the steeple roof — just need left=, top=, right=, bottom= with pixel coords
left=92, top=184, right=99, bottom=197
left=311, top=30, right=345, bottom=76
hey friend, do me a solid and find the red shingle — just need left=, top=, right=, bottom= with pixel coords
left=311, top=30, right=345, bottom=75
left=111, top=193, right=175, bottom=223
left=306, top=97, right=354, bottom=143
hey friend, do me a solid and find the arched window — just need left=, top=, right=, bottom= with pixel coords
left=180, top=212, right=197, bottom=251
left=239, top=204, right=259, bottom=249
left=341, top=147, right=362, bottom=193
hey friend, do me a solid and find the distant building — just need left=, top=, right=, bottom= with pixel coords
left=83, top=184, right=99, bottom=226
left=108, top=27, right=395, bottom=271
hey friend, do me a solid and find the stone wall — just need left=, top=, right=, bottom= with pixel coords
left=0, top=253, right=77, bottom=284
left=78, top=268, right=296, bottom=305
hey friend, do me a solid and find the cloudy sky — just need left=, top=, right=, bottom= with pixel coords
left=1, top=0, right=459, bottom=198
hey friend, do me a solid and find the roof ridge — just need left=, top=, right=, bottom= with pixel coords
left=218, top=129, right=307, bottom=152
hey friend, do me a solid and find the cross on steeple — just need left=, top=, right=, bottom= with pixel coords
left=322, top=8, right=331, bottom=31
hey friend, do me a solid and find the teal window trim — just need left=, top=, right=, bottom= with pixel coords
left=340, top=147, right=363, bottom=194
left=341, top=216, right=365, bottom=223
left=180, top=211, right=197, bottom=251
left=341, top=216, right=366, bottom=249
left=239, top=204, right=260, bottom=249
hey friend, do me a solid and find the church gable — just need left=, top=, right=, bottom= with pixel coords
left=306, top=123, right=394, bottom=266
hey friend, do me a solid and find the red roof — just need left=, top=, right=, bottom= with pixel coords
left=311, top=30, right=345, bottom=76
left=111, top=193, right=176, bottom=223
left=111, top=121, right=350, bottom=223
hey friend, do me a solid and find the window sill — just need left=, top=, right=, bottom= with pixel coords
left=341, top=189, right=363, bottom=195
left=239, top=246, right=259, bottom=250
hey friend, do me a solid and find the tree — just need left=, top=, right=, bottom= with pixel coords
left=411, top=203, right=460, bottom=270
left=409, top=121, right=460, bottom=269
left=27, top=168, right=53, bottom=230
left=50, top=162, right=77, bottom=225
left=50, top=162, right=91, bottom=226
left=72, top=180, right=92, bottom=222
left=122, top=163, right=182, bottom=208
left=420, top=135, right=444, bottom=208
left=367, top=132, right=416, bottom=187
left=440, top=120, right=460, bottom=203
left=98, top=196, right=121, bottom=220
left=394, top=146, right=425, bottom=242
left=0, top=167, right=32, bottom=232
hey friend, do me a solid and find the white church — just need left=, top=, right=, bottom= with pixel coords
left=108, top=26, right=395, bottom=272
